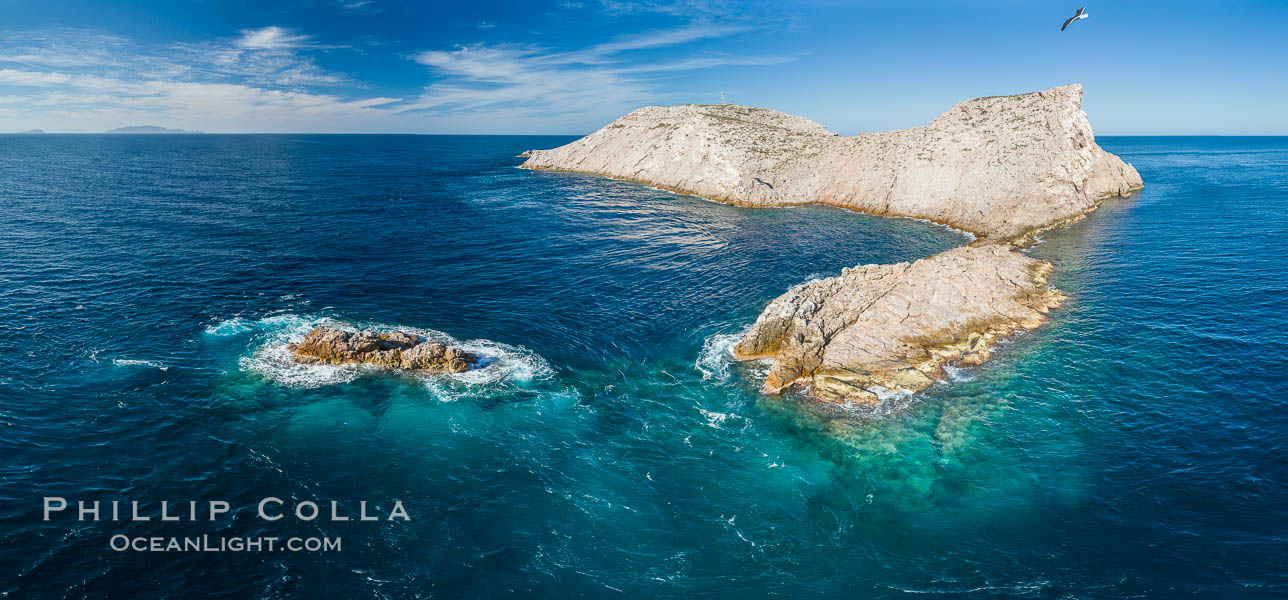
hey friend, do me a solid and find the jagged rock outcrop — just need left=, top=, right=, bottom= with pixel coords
left=288, top=326, right=477, bottom=373
left=732, top=245, right=1062, bottom=403
left=522, top=84, right=1140, bottom=241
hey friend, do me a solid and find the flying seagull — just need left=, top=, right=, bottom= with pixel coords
left=753, top=178, right=774, bottom=189
left=1061, top=6, right=1088, bottom=31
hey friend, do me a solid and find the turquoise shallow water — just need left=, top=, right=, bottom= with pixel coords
left=1, top=135, right=1285, bottom=598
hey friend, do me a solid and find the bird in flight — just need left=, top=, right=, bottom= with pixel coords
left=753, top=178, right=774, bottom=189
left=1061, top=6, right=1089, bottom=31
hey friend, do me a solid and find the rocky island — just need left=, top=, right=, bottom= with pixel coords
left=732, top=245, right=1062, bottom=402
left=288, top=326, right=477, bottom=373
left=523, top=84, right=1142, bottom=404
left=105, top=125, right=202, bottom=134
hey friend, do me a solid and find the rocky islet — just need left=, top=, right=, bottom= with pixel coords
left=288, top=326, right=477, bottom=373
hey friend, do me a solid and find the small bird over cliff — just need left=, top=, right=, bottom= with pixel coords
left=1061, top=6, right=1089, bottom=31
left=753, top=178, right=774, bottom=189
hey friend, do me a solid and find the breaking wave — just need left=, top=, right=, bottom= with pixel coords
left=695, top=331, right=746, bottom=381
left=111, top=358, right=169, bottom=371
left=942, top=364, right=976, bottom=382
left=204, top=313, right=553, bottom=392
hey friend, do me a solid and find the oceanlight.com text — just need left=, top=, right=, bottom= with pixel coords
left=109, top=534, right=341, bottom=552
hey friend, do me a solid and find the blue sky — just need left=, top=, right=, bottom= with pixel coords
left=0, top=0, right=1285, bottom=134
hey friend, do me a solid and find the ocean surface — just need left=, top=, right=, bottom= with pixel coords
left=1, top=134, right=1285, bottom=598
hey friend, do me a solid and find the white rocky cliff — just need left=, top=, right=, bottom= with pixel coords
left=522, top=84, right=1139, bottom=241
left=522, top=85, right=1141, bottom=403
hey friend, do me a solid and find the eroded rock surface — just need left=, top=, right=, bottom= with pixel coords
left=522, top=84, right=1141, bottom=241
left=733, top=246, right=1062, bottom=403
left=288, top=326, right=477, bottom=373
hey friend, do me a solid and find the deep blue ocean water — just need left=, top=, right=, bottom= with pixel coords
left=1, top=134, right=1285, bottom=598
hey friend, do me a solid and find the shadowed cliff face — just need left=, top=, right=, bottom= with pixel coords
left=522, top=85, right=1141, bottom=405
left=521, top=84, right=1140, bottom=241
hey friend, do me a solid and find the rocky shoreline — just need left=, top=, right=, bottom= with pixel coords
left=522, top=84, right=1141, bottom=404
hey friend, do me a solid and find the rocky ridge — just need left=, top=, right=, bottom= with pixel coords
left=521, top=84, right=1139, bottom=242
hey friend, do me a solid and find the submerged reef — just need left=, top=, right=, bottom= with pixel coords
left=523, top=84, right=1142, bottom=403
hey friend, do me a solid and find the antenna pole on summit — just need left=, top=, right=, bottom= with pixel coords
left=720, top=91, right=726, bottom=104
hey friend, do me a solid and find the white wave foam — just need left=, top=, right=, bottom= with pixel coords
left=942, top=365, right=975, bottom=382
left=240, top=338, right=367, bottom=388
left=868, top=385, right=914, bottom=404
left=900, top=215, right=977, bottom=243
left=217, top=313, right=553, bottom=391
left=111, top=358, right=169, bottom=371
left=699, top=408, right=730, bottom=428
left=1021, top=234, right=1046, bottom=254
left=826, top=385, right=919, bottom=419
left=796, top=272, right=833, bottom=287
left=450, top=338, right=552, bottom=386
left=336, top=321, right=555, bottom=390
left=204, top=317, right=255, bottom=336
left=645, top=185, right=683, bottom=196
left=204, top=314, right=317, bottom=337
left=695, top=331, right=745, bottom=380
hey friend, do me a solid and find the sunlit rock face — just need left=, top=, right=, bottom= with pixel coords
left=522, top=84, right=1140, bottom=241
left=733, top=245, right=1063, bottom=403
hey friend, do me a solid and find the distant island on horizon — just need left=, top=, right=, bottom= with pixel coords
left=105, top=125, right=203, bottom=134
left=14, top=129, right=45, bottom=134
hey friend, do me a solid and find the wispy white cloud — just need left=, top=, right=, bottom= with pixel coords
left=616, top=54, right=792, bottom=73
left=334, top=0, right=384, bottom=15
left=0, top=14, right=791, bottom=133
left=408, top=44, right=650, bottom=116
left=0, top=30, right=133, bottom=68
left=405, top=22, right=792, bottom=128
left=585, top=24, right=752, bottom=55
left=594, top=0, right=739, bottom=17
left=0, top=67, right=405, bottom=131
left=0, top=68, right=73, bottom=86
left=174, top=26, right=346, bottom=87
left=234, top=26, right=312, bottom=51
left=0, top=27, right=400, bottom=132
